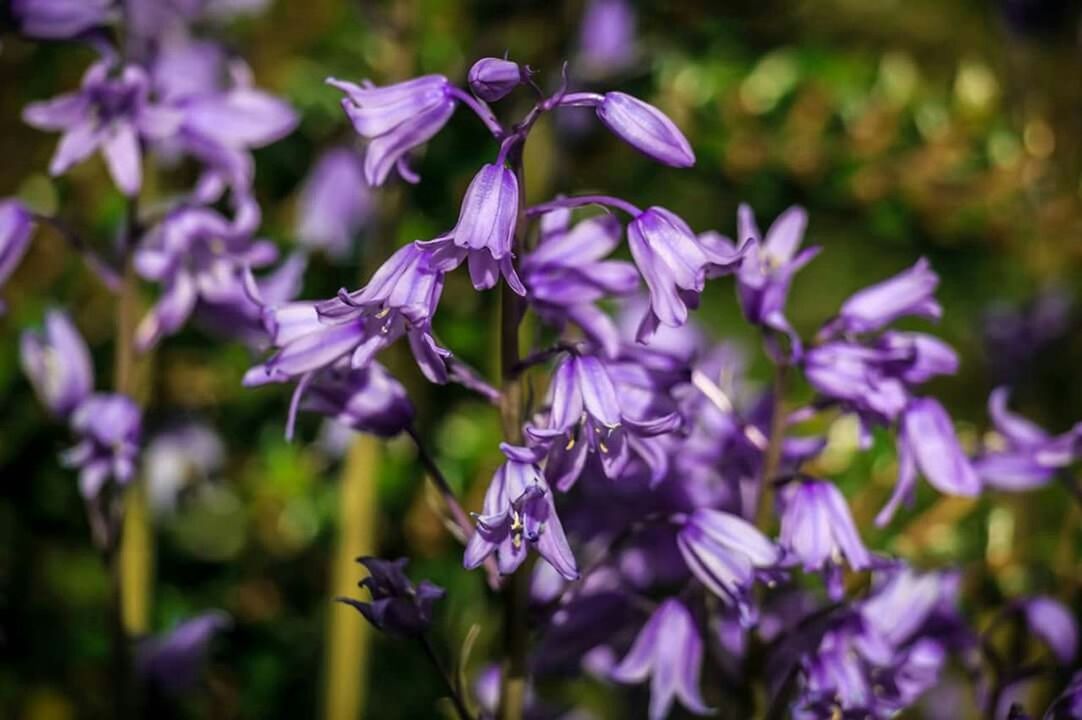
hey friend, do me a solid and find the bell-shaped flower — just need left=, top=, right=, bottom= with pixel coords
left=0, top=200, right=35, bottom=313
left=676, top=508, right=779, bottom=624
left=526, top=353, right=680, bottom=490
left=973, top=388, right=1082, bottom=492
left=327, top=74, right=456, bottom=185
left=468, top=57, right=525, bottom=102
left=595, top=92, right=695, bottom=167
left=522, top=211, right=639, bottom=357
left=779, top=479, right=871, bottom=589
left=428, top=162, right=525, bottom=295
left=62, top=393, right=142, bottom=499
left=134, top=195, right=278, bottom=350
left=827, top=258, right=941, bottom=336
left=12, top=0, right=112, bottom=40
left=877, top=397, right=981, bottom=526
left=736, top=204, right=819, bottom=353
left=137, top=611, right=231, bottom=697
left=23, top=58, right=182, bottom=196
left=464, top=444, right=579, bottom=580
left=20, top=309, right=94, bottom=417
left=611, top=599, right=711, bottom=720
left=299, top=362, right=414, bottom=438
left=628, top=206, right=745, bottom=341
left=295, top=147, right=371, bottom=259
left=337, top=557, right=444, bottom=638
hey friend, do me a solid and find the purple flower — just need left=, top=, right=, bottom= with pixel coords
left=595, top=92, right=695, bottom=168
left=577, top=0, right=637, bottom=77
left=804, top=342, right=910, bottom=422
left=298, top=362, right=414, bottom=438
left=1020, top=596, right=1078, bottom=665
left=12, top=0, right=113, bottom=39
left=779, top=479, right=871, bottom=584
left=736, top=204, right=819, bottom=353
left=628, top=206, right=744, bottom=341
left=0, top=200, right=35, bottom=313
left=337, top=557, right=444, bottom=638
left=675, top=508, right=779, bottom=622
left=464, top=444, right=579, bottom=580
left=20, top=309, right=94, bottom=416
left=878, top=397, right=980, bottom=526
left=468, top=58, right=525, bottom=102
left=522, top=211, right=639, bottom=357
left=974, top=388, right=1082, bottom=491
left=327, top=74, right=456, bottom=186
left=427, top=162, right=525, bottom=295
left=62, top=393, right=142, bottom=498
left=246, top=242, right=449, bottom=387
left=827, top=258, right=942, bottom=336
left=137, top=611, right=230, bottom=696
left=23, top=58, right=182, bottom=196
left=1044, top=672, right=1082, bottom=720
left=526, top=353, right=680, bottom=490
left=295, top=147, right=371, bottom=259
left=134, top=195, right=277, bottom=350
left=610, top=599, right=710, bottom=720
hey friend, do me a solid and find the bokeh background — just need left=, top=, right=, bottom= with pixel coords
left=2, top=0, right=1081, bottom=717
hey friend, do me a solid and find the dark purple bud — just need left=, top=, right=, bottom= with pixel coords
left=137, top=611, right=231, bottom=696
left=0, top=200, right=34, bottom=312
left=20, top=309, right=94, bottom=416
left=338, top=557, right=445, bottom=637
left=468, top=58, right=524, bottom=102
left=611, top=599, right=710, bottom=720
left=596, top=92, right=695, bottom=168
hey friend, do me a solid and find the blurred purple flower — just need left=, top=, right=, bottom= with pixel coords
left=577, top=0, right=636, bottom=77
left=464, top=444, right=579, bottom=580
left=0, top=200, right=35, bottom=313
left=20, top=309, right=94, bottom=417
left=327, top=74, right=456, bottom=186
left=468, top=57, right=525, bottom=102
left=1020, top=596, right=1078, bottom=665
left=522, top=211, right=639, bottom=357
left=338, top=557, right=444, bottom=637
left=628, top=206, right=744, bottom=341
left=137, top=611, right=230, bottom=696
left=611, top=599, right=711, bottom=720
left=295, top=147, right=371, bottom=259
left=973, top=388, right=1074, bottom=491
left=299, top=362, right=414, bottom=438
left=62, top=393, right=142, bottom=498
left=779, top=479, right=871, bottom=592
left=12, top=0, right=113, bottom=39
left=878, top=397, right=980, bottom=526
left=982, top=288, right=1071, bottom=385
left=23, top=58, right=182, bottom=196
left=826, top=258, right=941, bottom=336
left=526, top=353, right=681, bottom=490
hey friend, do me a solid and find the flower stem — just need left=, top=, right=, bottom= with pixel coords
left=420, top=633, right=474, bottom=720
left=756, top=363, right=788, bottom=529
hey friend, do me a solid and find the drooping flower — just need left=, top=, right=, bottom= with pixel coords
left=19, top=309, right=94, bottom=416
left=610, top=599, right=711, bottom=720
left=522, top=211, right=639, bottom=357
left=23, top=58, right=182, bottom=196
left=337, top=557, right=445, bottom=638
left=137, top=611, right=231, bottom=696
left=464, top=444, right=579, bottom=580
left=825, top=258, right=942, bottom=336
left=0, top=200, right=35, bottom=313
left=878, top=397, right=981, bottom=526
left=526, top=353, right=680, bottom=490
left=295, top=147, right=371, bottom=259
left=62, top=393, right=142, bottom=498
left=675, top=508, right=779, bottom=623
left=628, top=206, right=745, bottom=341
left=779, top=479, right=871, bottom=592
left=468, top=57, right=525, bottom=102
left=735, top=204, right=819, bottom=354
left=327, top=74, right=457, bottom=185
left=595, top=92, right=695, bottom=168
left=11, top=0, right=113, bottom=39
left=298, top=362, right=414, bottom=438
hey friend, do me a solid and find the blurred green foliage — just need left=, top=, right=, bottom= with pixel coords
left=1, top=1, right=1081, bottom=718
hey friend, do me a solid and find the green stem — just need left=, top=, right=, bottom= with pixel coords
left=756, top=363, right=788, bottom=530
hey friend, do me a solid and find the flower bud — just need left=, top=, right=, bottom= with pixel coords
left=20, top=309, right=94, bottom=416
left=338, top=557, right=445, bottom=637
left=468, top=57, right=524, bottom=102
left=596, top=92, right=695, bottom=168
